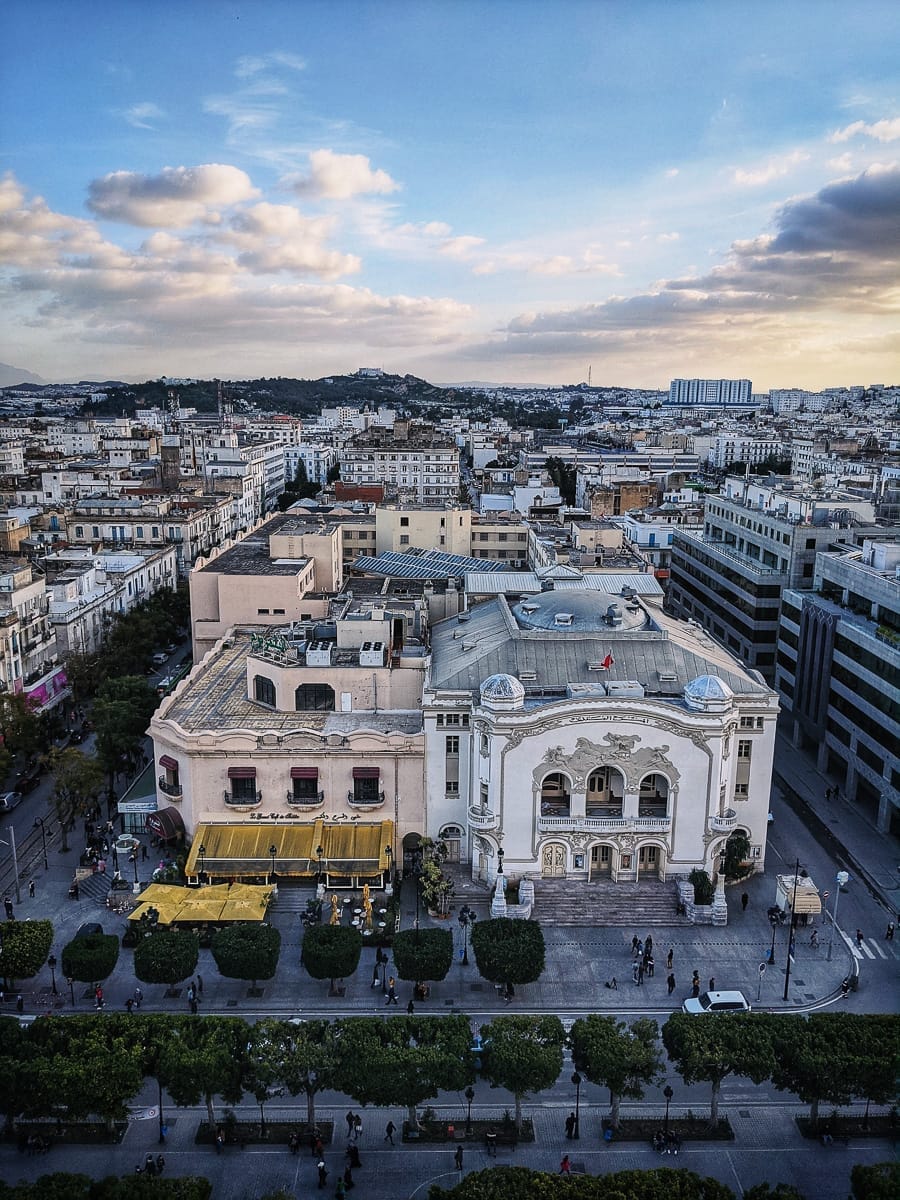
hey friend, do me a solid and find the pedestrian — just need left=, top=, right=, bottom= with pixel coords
left=4, top=896, right=13, bottom=919
left=666, top=947, right=673, bottom=971
left=645, top=935, right=653, bottom=955
left=95, top=984, right=104, bottom=1008
left=190, top=997, right=199, bottom=1014
left=317, top=1159, right=328, bottom=1188
left=335, top=1178, right=346, bottom=1199
left=855, top=929, right=864, bottom=947
left=559, top=1154, right=571, bottom=1176
left=709, top=977, right=716, bottom=992
left=632, top=961, right=639, bottom=985
left=141, top=843, right=147, bottom=861
left=187, top=984, right=195, bottom=1004
left=667, top=972, right=676, bottom=996
left=125, top=998, right=134, bottom=1014
left=134, top=986, right=143, bottom=1009
left=565, top=1111, right=576, bottom=1139
left=635, top=938, right=643, bottom=959
left=386, top=976, right=398, bottom=1005
left=28, top=879, right=35, bottom=899
left=353, top=1115, right=363, bottom=1141
left=886, top=922, right=895, bottom=941
left=156, top=1154, right=165, bottom=1175
left=690, top=971, right=700, bottom=999
left=347, top=1144, right=361, bottom=1169
left=343, top=1163, right=355, bottom=1190
left=384, top=1120, right=395, bottom=1145
left=646, top=954, right=655, bottom=977
left=197, top=974, right=203, bottom=995
left=637, top=962, right=644, bottom=986
left=504, top=981, right=515, bottom=1003
left=407, top=998, right=415, bottom=1015
left=631, top=935, right=639, bottom=956
left=16, top=994, right=23, bottom=1014
left=345, top=1111, right=355, bottom=1138
left=313, top=1134, right=324, bottom=1159
left=371, top=961, right=380, bottom=988
left=454, top=1145, right=464, bottom=1171
left=825, top=787, right=832, bottom=802
left=145, top=1154, right=157, bottom=1177
left=741, top=892, right=749, bottom=912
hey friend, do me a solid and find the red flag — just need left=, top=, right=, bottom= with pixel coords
left=602, top=653, right=614, bottom=670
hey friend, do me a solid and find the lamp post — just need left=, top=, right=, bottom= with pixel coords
left=130, top=851, right=139, bottom=887
left=783, top=859, right=803, bottom=1001
left=767, top=913, right=778, bottom=965
left=458, top=904, right=476, bottom=965
left=465, top=1085, right=475, bottom=1136
left=33, top=817, right=48, bottom=872
left=197, top=843, right=206, bottom=883
left=663, top=1084, right=674, bottom=1135
left=826, top=870, right=850, bottom=962
left=67, top=976, right=75, bottom=1007
left=497, top=847, right=504, bottom=876
left=384, top=844, right=393, bottom=894
left=269, top=844, right=278, bottom=883
left=47, top=953, right=58, bottom=996
left=0, top=830, right=20, bottom=903
left=571, top=1072, right=582, bottom=1139
left=316, top=844, right=324, bottom=885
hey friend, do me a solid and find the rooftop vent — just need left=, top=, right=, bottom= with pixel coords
left=518, top=671, right=537, bottom=681
left=554, top=612, right=574, bottom=626
left=657, top=670, right=678, bottom=683
left=521, top=602, right=539, bottom=614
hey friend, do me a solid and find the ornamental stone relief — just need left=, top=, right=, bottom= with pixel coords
left=531, top=735, right=682, bottom=792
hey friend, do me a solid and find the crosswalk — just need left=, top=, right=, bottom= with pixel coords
left=847, top=933, right=899, bottom=961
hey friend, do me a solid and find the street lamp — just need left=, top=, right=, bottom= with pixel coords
left=316, top=844, right=324, bottom=885
left=130, top=851, right=139, bottom=886
left=458, top=904, right=476, bottom=965
left=197, top=843, right=206, bottom=882
left=384, top=844, right=393, bottom=893
left=496, top=847, right=504, bottom=875
left=464, top=1085, right=475, bottom=1136
left=269, top=844, right=278, bottom=882
left=767, top=913, right=779, bottom=965
left=33, top=818, right=48, bottom=872
left=571, top=1072, right=582, bottom=1140
left=47, top=954, right=58, bottom=995
left=826, top=870, right=850, bottom=962
left=67, top=976, right=75, bottom=1007
left=0, top=830, right=21, bottom=903
left=783, top=859, right=804, bottom=1001
left=663, top=1084, right=674, bottom=1135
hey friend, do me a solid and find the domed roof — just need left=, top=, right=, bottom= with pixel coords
left=513, top=589, right=618, bottom=632
left=684, top=675, right=734, bottom=706
left=480, top=673, right=526, bottom=702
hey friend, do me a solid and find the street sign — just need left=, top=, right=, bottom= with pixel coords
left=758, top=963, right=766, bottom=974
left=823, top=892, right=829, bottom=900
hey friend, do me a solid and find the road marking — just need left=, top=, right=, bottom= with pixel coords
left=857, top=941, right=875, bottom=959
left=868, top=940, right=887, bottom=959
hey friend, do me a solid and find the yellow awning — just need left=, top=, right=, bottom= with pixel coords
left=776, top=874, right=822, bottom=914
left=185, top=820, right=394, bottom=879
left=217, top=898, right=267, bottom=922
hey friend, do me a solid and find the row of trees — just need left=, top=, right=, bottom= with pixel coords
left=1, top=1011, right=895, bottom=1139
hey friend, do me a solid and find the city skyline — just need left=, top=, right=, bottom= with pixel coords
left=1, top=0, right=899, bottom=388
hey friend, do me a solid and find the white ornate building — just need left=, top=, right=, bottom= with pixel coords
left=423, top=587, right=777, bottom=887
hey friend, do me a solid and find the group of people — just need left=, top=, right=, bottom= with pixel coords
left=652, top=1130, right=681, bottom=1154
left=313, top=1117, right=364, bottom=1193
left=136, top=1154, right=165, bottom=1176
left=630, top=935, right=666, bottom=987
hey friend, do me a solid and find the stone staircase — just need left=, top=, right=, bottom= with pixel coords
left=78, top=872, right=113, bottom=906
left=533, top=878, right=693, bottom=927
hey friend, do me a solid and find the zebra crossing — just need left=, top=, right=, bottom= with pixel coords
left=847, top=932, right=899, bottom=961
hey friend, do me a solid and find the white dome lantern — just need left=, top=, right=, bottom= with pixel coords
left=479, top=673, right=526, bottom=711
left=683, top=674, right=734, bottom=712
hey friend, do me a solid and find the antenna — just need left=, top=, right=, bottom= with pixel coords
left=587, top=365, right=592, bottom=387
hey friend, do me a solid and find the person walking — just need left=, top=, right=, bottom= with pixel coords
left=741, top=892, right=749, bottom=912
left=885, top=922, right=895, bottom=941
left=16, top=995, right=23, bottom=1014
left=384, top=1120, right=395, bottom=1145
left=631, top=935, right=639, bottom=956
left=637, top=961, right=644, bottom=986
left=316, top=1159, right=328, bottom=1188
left=666, top=972, right=676, bottom=996
left=645, top=935, right=653, bottom=955
left=690, top=971, right=700, bottom=999
left=156, top=1154, right=165, bottom=1175
left=407, top=998, right=415, bottom=1015
left=386, top=976, right=398, bottom=1005
left=454, top=1145, right=464, bottom=1171
left=708, top=977, right=716, bottom=992
left=28, top=879, right=35, bottom=899
left=666, top=947, right=674, bottom=971
left=632, top=961, right=639, bottom=985
left=855, top=929, right=864, bottom=947
left=353, top=1115, right=362, bottom=1142
left=565, top=1111, right=575, bottom=1139
left=371, top=960, right=381, bottom=988
left=646, top=954, right=654, bottom=977
left=187, top=983, right=195, bottom=1006
left=4, top=896, right=13, bottom=919
left=342, top=1163, right=355, bottom=1191
left=125, top=997, right=134, bottom=1014
left=345, top=1111, right=355, bottom=1139
left=196, top=974, right=203, bottom=996
left=559, top=1154, right=571, bottom=1176
left=133, top=986, right=143, bottom=1009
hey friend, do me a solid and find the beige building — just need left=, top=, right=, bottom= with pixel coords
left=340, top=421, right=461, bottom=503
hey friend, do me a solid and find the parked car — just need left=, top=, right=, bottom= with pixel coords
left=75, top=922, right=104, bottom=939
left=0, top=791, right=23, bottom=814
left=15, top=763, right=42, bottom=793
left=682, top=989, right=751, bottom=1014
left=151, top=651, right=169, bottom=667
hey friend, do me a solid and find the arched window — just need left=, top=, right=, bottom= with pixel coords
left=254, top=675, right=276, bottom=707
left=295, top=683, right=335, bottom=711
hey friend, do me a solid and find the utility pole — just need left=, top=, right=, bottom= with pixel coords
left=1, top=827, right=21, bottom=903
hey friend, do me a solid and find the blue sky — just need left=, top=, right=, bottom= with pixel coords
left=1, top=0, right=899, bottom=388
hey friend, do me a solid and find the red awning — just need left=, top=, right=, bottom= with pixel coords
left=227, top=767, right=256, bottom=779
left=353, top=767, right=380, bottom=779
left=145, top=807, right=185, bottom=840
left=291, top=767, right=318, bottom=779
left=159, top=755, right=178, bottom=771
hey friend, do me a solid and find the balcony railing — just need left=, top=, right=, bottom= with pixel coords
left=286, top=789, right=325, bottom=808
left=467, top=805, right=499, bottom=830
left=347, top=790, right=386, bottom=808
left=223, top=790, right=263, bottom=807
left=158, top=777, right=183, bottom=798
left=538, top=815, right=671, bottom=833
left=710, top=808, right=738, bottom=832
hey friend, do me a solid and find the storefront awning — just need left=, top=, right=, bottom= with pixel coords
left=290, top=767, right=318, bottom=779
left=185, top=819, right=394, bottom=879
left=352, top=767, right=379, bottom=779
left=145, top=806, right=186, bottom=840
left=227, top=766, right=256, bottom=779
left=159, top=755, right=178, bottom=771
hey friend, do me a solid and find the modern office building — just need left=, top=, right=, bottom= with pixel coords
left=777, top=540, right=899, bottom=835
left=668, top=378, right=753, bottom=407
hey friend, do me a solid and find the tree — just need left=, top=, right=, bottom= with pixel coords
left=93, top=675, right=158, bottom=798
left=326, top=461, right=341, bottom=483
left=570, top=1015, right=664, bottom=1129
left=662, top=1013, right=776, bottom=1125
left=0, top=692, right=42, bottom=777
left=0, top=1015, right=30, bottom=1133
left=60, top=932, right=119, bottom=983
left=480, top=1015, right=565, bottom=1131
left=722, top=830, right=751, bottom=880
left=851, top=1163, right=900, bottom=1200
left=417, top=837, right=454, bottom=916
left=301, top=924, right=362, bottom=994
left=158, top=1016, right=245, bottom=1128
left=0, top=919, right=53, bottom=987
left=391, top=928, right=453, bottom=988
left=470, top=918, right=545, bottom=992
left=133, top=929, right=198, bottom=991
left=250, top=1017, right=339, bottom=1127
left=688, top=868, right=714, bottom=905
left=211, top=923, right=281, bottom=993
left=333, top=1015, right=474, bottom=1130
left=770, top=1013, right=858, bottom=1126
left=46, top=747, right=104, bottom=851
left=426, top=1166, right=736, bottom=1198
left=744, top=1187, right=807, bottom=1200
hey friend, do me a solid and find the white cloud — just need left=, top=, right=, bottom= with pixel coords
left=235, top=52, right=306, bottom=79
left=829, top=117, right=900, bottom=143
left=733, top=149, right=810, bottom=187
left=86, top=164, right=259, bottom=227
left=657, top=232, right=680, bottom=243
left=288, top=150, right=400, bottom=200
left=827, top=153, right=854, bottom=172
left=124, top=103, right=164, bottom=130
left=223, top=202, right=360, bottom=279
left=665, top=168, right=680, bottom=179
left=438, top=235, right=486, bottom=259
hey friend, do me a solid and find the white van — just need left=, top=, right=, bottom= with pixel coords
left=682, top=989, right=751, bottom=1014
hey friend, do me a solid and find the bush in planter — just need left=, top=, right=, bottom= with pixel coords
left=301, top=924, right=362, bottom=993
left=133, top=928, right=198, bottom=989
left=689, top=868, right=714, bottom=905
left=418, top=838, right=453, bottom=916
left=391, top=928, right=453, bottom=990
left=61, top=933, right=120, bottom=983
left=722, top=830, right=752, bottom=881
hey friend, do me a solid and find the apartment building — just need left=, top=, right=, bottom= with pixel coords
left=776, top=540, right=899, bottom=835
left=0, top=559, right=68, bottom=713
left=340, top=421, right=460, bottom=502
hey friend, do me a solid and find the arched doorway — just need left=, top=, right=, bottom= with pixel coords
left=540, top=772, right=571, bottom=817
left=586, top=766, right=625, bottom=818
left=589, top=842, right=614, bottom=878
left=402, top=831, right=422, bottom=876
left=638, top=773, right=670, bottom=817
left=541, top=842, right=567, bottom=877
left=637, top=843, right=666, bottom=879
left=440, top=824, right=463, bottom=864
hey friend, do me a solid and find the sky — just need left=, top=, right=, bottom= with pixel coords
left=1, top=0, right=899, bottom=390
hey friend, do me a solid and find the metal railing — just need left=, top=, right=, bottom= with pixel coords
left=223, top=790, right=263, bottom=806
left=158, top=777, right=183, bottom=798
left=285, top=790, right=325, bottom=807
left=347, top=790, right=386, bottom=807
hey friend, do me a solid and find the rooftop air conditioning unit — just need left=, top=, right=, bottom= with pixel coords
left=605, top=680, right=645, bottom=699
left=306, top=641, right=332, bottom=666
left=360, top=640, right=385, bottom=666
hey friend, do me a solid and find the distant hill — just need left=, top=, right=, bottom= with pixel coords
left=0, top=362, right=45, bottom=387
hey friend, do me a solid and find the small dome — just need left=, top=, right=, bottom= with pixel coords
left=684, top=674, right=734, bottom=711
left=480, top=673, right=526, bottom=703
